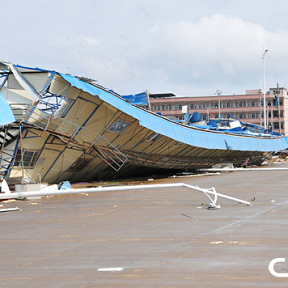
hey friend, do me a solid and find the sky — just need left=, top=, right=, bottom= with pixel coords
left=2, top=0, right=288, bottom=96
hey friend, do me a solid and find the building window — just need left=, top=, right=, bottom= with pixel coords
left=239, top=113, right=243, bottom=119
left=153, top=105, right=157, bottom=111
left=190, top=104, right=194, bottom=109
left=169, top=105, right=172, bottom=110
left=239, top=102, right=242, bottom=107
left=252, top=113, right=255, bottom=118
left=227, top=103, right=230, bottom=108
left=165, top=105, right=169, bottom=110
left=162, top=105, right=165, bottom=110
left=243, top=102, right=246, bottom=107
left=194, top=104, right=197, bottom=109
left=202, top=103, right=206, bottom=109
left=14, top=149, right=40, bottom=168
left=251, top=101, right=255, bottom=107
left=178, top=105, right=182, bottom=110
left=157, top=105, right=160, bottom=110
left=235, top=102, right=238, bottom=107
left=146, top=133, right=162, bottom=141
left=274, top=122, right=283, bottom=129
left=108, top=119, right=130, bottom=133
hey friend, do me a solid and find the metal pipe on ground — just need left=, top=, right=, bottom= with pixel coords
left=0, top=183, right=251, bottom=206
left=196, top=167, right=288, bottom=172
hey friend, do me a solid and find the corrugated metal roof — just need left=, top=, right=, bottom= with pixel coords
left=59, top=73, right=288, bottom=152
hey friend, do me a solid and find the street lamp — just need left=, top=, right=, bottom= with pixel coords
left=262, top=49, right=268, bottom=129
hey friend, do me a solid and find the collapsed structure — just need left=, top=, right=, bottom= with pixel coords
left=1, top=61, right=288, bottom=185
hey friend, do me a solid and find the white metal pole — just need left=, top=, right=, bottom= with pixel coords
left=262, top=50, right=268, bottom=129
left=197, top=167, right=288, bottom=172
left=182, top=183, right=251, bottom=206
left=0, top=183, right=251, bottom=206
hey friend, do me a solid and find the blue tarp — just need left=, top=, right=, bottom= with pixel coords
left=59, top=181, right=72, bottom=190
left=189, top=111, right=203, bottom=123
left=59, top=73, right=288, bottom=152
left=122, top=92, right=148, bottom=105
left=0, top=93, right=15, bottom=126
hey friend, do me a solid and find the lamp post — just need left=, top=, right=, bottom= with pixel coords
left=262, top=49, right=268, bottom=129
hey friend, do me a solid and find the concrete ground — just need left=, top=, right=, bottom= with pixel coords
left=1, top=163, right=288, bottom=287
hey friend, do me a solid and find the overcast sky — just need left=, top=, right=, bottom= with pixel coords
left=2, top=0, right=288, bottom=96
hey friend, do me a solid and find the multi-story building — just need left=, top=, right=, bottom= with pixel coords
left=149, top=87, right=288, bottom=135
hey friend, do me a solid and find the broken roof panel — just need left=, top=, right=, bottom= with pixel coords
left=0, top=93, right=15, bottom=125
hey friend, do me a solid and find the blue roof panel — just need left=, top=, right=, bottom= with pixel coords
left=0, top=93, right=15, bottom=126
left=59, top=73, right=288, bottom=152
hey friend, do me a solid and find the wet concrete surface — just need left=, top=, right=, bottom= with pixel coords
left=1, top=163, right=288, bottom=287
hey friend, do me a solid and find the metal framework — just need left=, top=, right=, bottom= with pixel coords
left=1, top=61, right=287, bottom=184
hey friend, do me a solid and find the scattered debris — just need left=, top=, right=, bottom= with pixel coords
left=29, top=203, right=38, bottom=205
left=148, top=179, right=154, bottom=181
left=0, top=207, right=21, bottom=213
left=209, top=240, right=239, bottom=245
left=270, top=199, right=276, bottom=203
left=207, top=204, right=221, bottom=210
left=3, top=199, right=16, bottom=203
left=210, top=241, right=224, bottom=245
left=181, top=213, right=193, bottom=218
left=213, top=163, right=235, bottom=169
left=0, top=179, right=11, bottom=194
left=59, top=181, right=72, bottom=190
left=210, top=241, right=239, bottom=245
left=172, top=172, right=221, bottom=178
left=97, top=267, right=124, bottom=272
left=197, top=167, right=288, bottom=172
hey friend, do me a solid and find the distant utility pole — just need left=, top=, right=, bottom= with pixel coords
left=262, top=49, right=268, bottom=129
left=258, top=89, right=262, bottom=126
left=277, top=83, right=281, bottom=134
left=216, top=90, right=222, bottom=118
left=146, top=89, right=151, bottom=111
